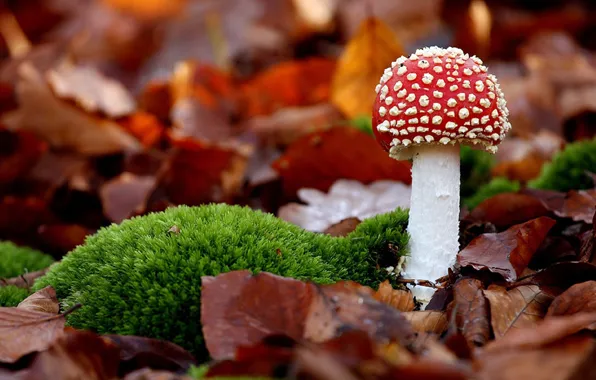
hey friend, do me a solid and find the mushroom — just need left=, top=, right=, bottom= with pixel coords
left=372, top=46, right=511, bottom=306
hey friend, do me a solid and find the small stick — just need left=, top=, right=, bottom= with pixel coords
left=396, top=278, right=444, bottom=289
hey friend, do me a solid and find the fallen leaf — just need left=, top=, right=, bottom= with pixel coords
left=483, top=285, right=553, bottom=339
left=46, top=60, right=136, bottom=118
left=331, top=17, right=404, bottom=118
left=519, top=261, right=596, bottom=291
left=118, top=112, right=164, bottom=147
left=36, top=224, right=91, bottom=254
left=0, top=127, right=47, bottom=186
left=458, top=217, right=556, bottom=282
left=273, top=127, right=411, bottom=198
left=323, top=217, right=361, bottom=237
left=525, top=188, right=596, bottom=224
left=2, top=62, right=140, bottom=155
left=100, top=172, right=157, bottom=223
left=373, top=280, right=415, bottom=312
left=465, top=193, right=550, bottom=229
left=17, top=286, right=59, bottom=314
left=547, top=281, right=596, bottom=318
left=0, top=268, right=49, bottom=288
left=104, top=335, right=197, bottom=375
left=304, top=281, right=415, bottom=346
left=239, top=58, right=336, bottom=118
left=449, top=278, right=490, bottom=347
left=402, top=311, right=448, bottom=334
left=9, top=329, right=121, bottom=379
left=123, top=368, right=193, bottom=380
left=104, top=0, right=187, bottom=20
left=0, top=303, right=67, bottom=362
left=0, top=196, right=53, bottom=238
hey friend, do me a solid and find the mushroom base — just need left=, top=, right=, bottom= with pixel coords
left=403, top=144, right=461, bottom=307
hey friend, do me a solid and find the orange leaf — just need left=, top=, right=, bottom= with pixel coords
left=239, top=58, right=336, bottom=118
left=402, top=311, right=448, bottom=334
left=374, top=280, right=415, bottom=312
left=119, top=111, right=164, bottom=147
left=547, top=281, right=596, bottom=318
left=272, top=126, right=411, bottom=197
left=331, top=17, right=404, bottom=118
left=103, top=0, right=186, bottom=20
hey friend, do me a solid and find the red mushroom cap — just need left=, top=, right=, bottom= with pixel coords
left=372, top=46, right=511, bottom=159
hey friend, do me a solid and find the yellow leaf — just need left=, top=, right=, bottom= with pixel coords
left=331, top=17, right=404, bottom=119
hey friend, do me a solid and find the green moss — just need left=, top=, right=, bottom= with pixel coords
left=463, top=177, right=520, bottom=210
left=34, top=204, right=408, bottom=359
left=188, top=364, right=270, bottom=380
left=0, top=241, right=54, bottom=278
left=460, top=145, right=495, bottom=199
left=0, top=285, right=30, bottom=307
left=529, top=137, right=596, bottom=192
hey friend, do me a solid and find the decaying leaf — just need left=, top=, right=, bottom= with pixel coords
left=458, top=217, right=556, bottom=282
left=273, top=127, right=411, bottom=198
left=331, top=17, right=404, bottom=118
left=100, top=172, right=157, bottom=223
left=0, top=128, right=47, bottom=186
left=449, top=278, right=490, bottom=347
left=374, top=280, right=415, bottom=312
left=465, top=193, right=549, bottom=229
left=323, top=217, right=361, bottom=237
left=17, top=286, right=59, bottom=314
left=483, top=285, right=553, bottom=339
left=525, top=188, right=596, bottom=224
left=547, top=281, right=596, bottom=319
left=402, top=311, right=448, bottom=334
left=2, top=63, right=140, bottom=155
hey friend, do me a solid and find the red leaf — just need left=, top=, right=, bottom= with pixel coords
left=547, top=281, right=596, bottom=318
left=0, top=127, right=47, bottom=186
left=525, top=188, right=596, bottom=224
left=458, top=217, right=556, bottom=281
left=465, top=193, right=550, bottom=229
left=448, top=278, right=490, bottom=347
left=273, top=127, right=411, bottom=198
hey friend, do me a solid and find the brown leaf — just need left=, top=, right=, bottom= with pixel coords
left=518, top=261, right=596, bottom=291
left=100, top=172, right=157, bottom=223
left=331, top=17, right=404, bottom=118
left=484, top=312, right=596, bottom=354
left=9, top=329, right=121, bottom=379
left=201, top=271, right=415, bottom=360
left=0, top=304, right=66, bottom=363
left=323, top=217, right=361, bottom=238
left=303, top=281, right=415, bottom=346
left=17, top=286, right=59, bottom=314
left=373, top=280, right=415, bottom=312
left=483, top=285, right=553, bottom=339
left=201, top=270, right=314, bottom=360
left=525, top=188, right=596, bottom=224
left=0, top=268, right=49, bottom=288
left=465, top=193, right=550, bottom=229
left=118, top=112, right=164, bottom=148
left=46, top=60, right=136, bottom=118
left=0, top=127, right=47, bottom=186
left=104, top=335, right=196, bottom=374
left=36, top=224, right=90, bottom=254
left=458, top=217, right=556, bottom=282
left=2, top=63, right=140, bottom=155
left=103, top=0, right=187, bottom=20
left=547, top=281, right=596, bottom=318
left=123, top=368, right=193, bottom=380
left=273, top=127, right=411, bottom=198
left=402, top=311, right=448, bottom=334
left=449, top=278, right=490, bottom=347
left=476, top=334, right=596, bottom=380
left=240, top=58, right=336, bottom=118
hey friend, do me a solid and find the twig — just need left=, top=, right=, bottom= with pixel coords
left=396, top=278, right=444, bottom=289
left=0, top=268, right=50, bottom=289
left=61, top=303, right=82, bottom=317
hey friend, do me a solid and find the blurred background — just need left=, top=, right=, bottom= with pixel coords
left=0, top=0, right=595, bottom=257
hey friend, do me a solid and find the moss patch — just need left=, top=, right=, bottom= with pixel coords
left=0, top=285, right=29, bottom=307
left=529, top=137, right=596, bottom=192
left=0, top=241, right=54, bottom=278
left=34, top=204, right=409, bottom=358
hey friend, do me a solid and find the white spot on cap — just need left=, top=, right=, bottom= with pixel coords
left=447, top=111, right=455, bottom=117
left=450, top=84, right=458, bottom=91
left=432, top=103, right=442, bottom=111
left=380, top=69, right=393, bottom=83
left=491, top=133, right=500, bottom=140
left=468, top=94, right=477, bottom=102
left=463, top=68, right=473, bottom=76
left=457, top=93, right=466, bottom=101
left=379, top=106, right=387, bottom=116
left=433, top=66, right=443, bottom=73
left=432, top=129, right=442, bottom=135
left=419, top=95, right=430, bottom=107
left=389, top=106, right=399, bottom=116
left=402, top=139, right=411, bottom=146
left=433, top=91, right=443, bottom=98
left=377, top=120, right=390, bottom=132
left=413, top=136, right=424, bottom=143
left=422, top=73, right=434, bottom=84
left=385, top=96, right=394, bottom=105
left=408, top=118, right=419, bottom=124
left=447, top=98, right=457, bottom=107
left=471, top=118, right=480, bottom=125
left=492, top=109, right=499, bottom=118
left=406, top=94, right=416, bottom=102
left=458, top=126, right=468, bottom=133
left=432, top=115, right=442, bottom=124
left=398, top=102, right=407, bottom=109
left=375, top=84, right=381, bottom=93
left=412, top=83, right=421, bottom=90
left=417, top=127, right=429, bottom=132
left=475, top=81, right=484, bottom=92
left=380, top=85, right=389, bottom=99
left=394, top=81, right=403, bottom=91
left=485, top=125, right=493, bottom=132
left=459, top=108, right=470, bottom=119
left=418, top=60, right=430, bottom=69
left=425, top=135, right=434, bottom=142
left=405, top=106, right=417, bottom=115
left=488, top=92, right=496, bottom=99
left=409, top=54, right=419, bottom=60
left=397, top=89, right=407, bottom=98
left=462, top=80, right=471, bottom=89
left=479, top=98, right=491, bottom=108
left=439, top=137, right=451, bottom=144
left=407, top=73, right=417, bottom=81
left=433, top=57, right=442, bottom=64
left=481, top=116, right=490, bottom=124
left=445, top=63, right=452, bottom=69
left=446, top=121, right=457, bottom=129
left=437, top=79, right=446, bottom=88
left=396, top=120, right=406, bottom=127
left=420, top=115, right=429, bottom=124
left=473, top=106, right=483, bottom=114
left=397, top=66, right=407, bottom=75
left=392, top=138, right=400, bottom=145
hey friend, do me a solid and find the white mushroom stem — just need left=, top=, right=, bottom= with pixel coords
left=403, top=144, right=461, bottom=307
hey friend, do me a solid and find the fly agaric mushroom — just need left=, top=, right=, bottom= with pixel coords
left=372, top=46, right=511, bottom=305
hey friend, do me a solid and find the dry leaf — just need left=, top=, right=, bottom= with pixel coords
left=323, top=217, right=361, bottom=237
left=2, top=62, right=140, bottom=155
left=0, top=128, right=47, bottom=186
left=104, top=0, right=187, bottom=20
left=465, top=193, right=549, bottom=229
left=458, top=217, right=556, bottom=282
left=17, top=286, right=59, bottom=314
left=483, top=285, right=553, bottom=339
left=46, top=60, right=136, bottom=118
left=402, top=311, right=448, bottom=334
left=331, top=17, right=404, bottom=118
left=547, top=281, right=596, bottom=318
left=449, top=278, right=490, bottom=347
left=0, top=304, right=66, bottom=362
left=100, top=172, right=157, bottom=223
left=374, top=280, right=415, bottom=312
